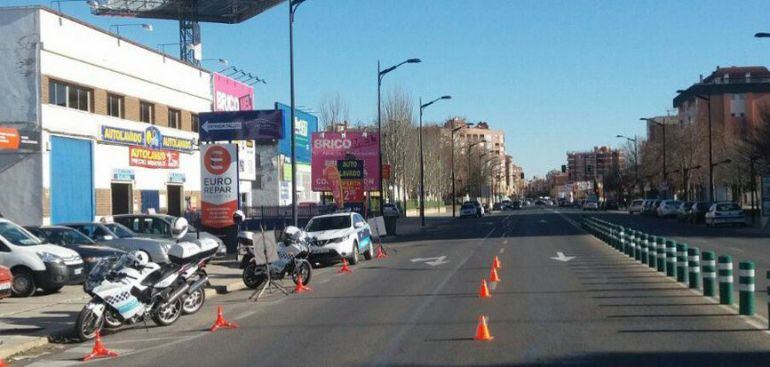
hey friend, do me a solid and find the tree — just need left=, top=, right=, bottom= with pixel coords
left=381, top=88, right=415, bottom=204
left=318, top=93, right=349, bottom=131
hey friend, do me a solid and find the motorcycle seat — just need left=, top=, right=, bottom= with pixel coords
left=141, top=264, right=180, bottom=286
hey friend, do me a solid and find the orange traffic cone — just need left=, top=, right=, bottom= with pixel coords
left=82, top=330, right=119, bottom=361
left=209, top=306, right=239, bottom=332
left=293, top=273, right=312, bottom=294
left=493, top=256, right=502, bottom=269
left=339, top=258, right=352, bottom=273
left=375, top=245, right=388, bottom=259
left=0, top=358, right=9, bottom=367
left=489, top=267, right=501, bottom=282
left=474, top=315, right=494, bottom=341
left=478, top=279, right=492, bottom=298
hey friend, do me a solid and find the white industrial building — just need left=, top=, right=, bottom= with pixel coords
left=0, top=6, right=212, bottom=225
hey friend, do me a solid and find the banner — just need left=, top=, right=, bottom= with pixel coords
left=102, top=125, right=193, bottom=152
left=311, top=132, right=380, bottom=191
left=201, top=144, right=239, bottom=228
left=198, top=110, right=284, bottom=142
left=129, top=146, right=179, bottom=169
left=276, top=102, right=318, bottom=164
left=213, top=73, right=254, bottom=112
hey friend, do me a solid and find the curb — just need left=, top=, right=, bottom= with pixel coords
left=1, top=277, right=246, bottom=361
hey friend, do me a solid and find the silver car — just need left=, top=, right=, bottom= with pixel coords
left=62, top=222, right=173, bottom=263
left=111, top=214, right=227, bottom=256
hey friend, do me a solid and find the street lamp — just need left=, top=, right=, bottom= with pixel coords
left=640, top=117, right=666, bottom=197
left=450, top=122, right=474, bottom=218
left=419, top=95, right=451, bottom=226
left=678, top=89, right=714, bottom=201
left=289, top=0, right=308, bottom=226
left=616, top=134, right=639, bottom=195
left=110, top=23, right=153, bottom=36
left=377, top=58, right=421, bottom=212
left=467, top=140, right=486, bottom=198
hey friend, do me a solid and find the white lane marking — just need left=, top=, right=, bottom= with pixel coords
left=503, top=240, right=508, bottom=244
left=489, top=282, right=498, bottom=291
left=410, top=256, right=449, bottom=266
left=551, top=251, right=575, bottom=262
left=728, top=246, right=745, bottom=253
left=499, top=248, right=505, bottom=254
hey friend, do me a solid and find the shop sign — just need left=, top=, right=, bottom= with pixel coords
left=311, top=132, right=380, bottom=191
left=276, top=102, right=318, bottom=164
left=337, top=159, right=364, bottom=180
left=0, top=125, right=40, bottom=151
left=112, top=168, right=135, bottom=181
left=198, top=110, right=284, bottom=142
left=129, top=146, right=180, bottom=169
left=168, top=172, right=186, bottom=184
left=101, top=125, right=194, bottom=152
left=201, top=144, right=239, bottom=228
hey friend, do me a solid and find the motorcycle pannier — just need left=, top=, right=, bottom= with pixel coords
left=168, top=242, right=202, bottom=264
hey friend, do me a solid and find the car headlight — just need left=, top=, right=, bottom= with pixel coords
left=37, top=251, right=64, bottom=264
left=331, top=234, right=352, bottom=244
left=84, top=256, right=102, bottom=264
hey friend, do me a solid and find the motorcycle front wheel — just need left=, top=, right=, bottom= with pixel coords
left=152, top=298, right=182, bottom=326
left=75, top=303, right=105, bottom=341
left=291, top=260, right=312, bottom=285
left=242, top=262, right=267, bottom=289
left=103, top=309, right=123, bottom=329
left=182, top=287, right=206, bottom=315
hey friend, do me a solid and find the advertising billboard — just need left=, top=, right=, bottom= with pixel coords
left=276, top=102, right=318, bottom=164
left=213, top=73, right=254, bottom=112
left=201, top=144, right=239, bottom=228
left=101, top=125, right=194, bottom=152
left=311, top=132, right=380, bottom=191
left=129, top=146, right=180, bottom=169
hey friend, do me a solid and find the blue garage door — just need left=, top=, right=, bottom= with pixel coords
left=141, top=190, right=160, bottom=213
left=50, top=136, right=94, bottom=223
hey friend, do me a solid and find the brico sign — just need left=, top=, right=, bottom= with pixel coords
left=200, top=144, right=239, bottom=228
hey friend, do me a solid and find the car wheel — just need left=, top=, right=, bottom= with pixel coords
left=11, top=268, right=36, bottom=297
left=348, top=242, right=359, bottom=265
left=363, top=240, right=374, bottom=260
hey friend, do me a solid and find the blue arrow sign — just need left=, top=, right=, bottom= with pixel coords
left=198, top=110, right=284, bottom=142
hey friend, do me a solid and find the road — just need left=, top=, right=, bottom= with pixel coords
left=15, top=209, right=770, bottom=366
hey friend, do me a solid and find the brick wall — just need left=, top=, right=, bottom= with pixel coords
left=125, top=96, right=140, bottom=121
left=95, top=188, right=111, bottom=216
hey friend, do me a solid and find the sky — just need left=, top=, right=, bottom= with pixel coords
left=6, top=0, right=770, bottom=177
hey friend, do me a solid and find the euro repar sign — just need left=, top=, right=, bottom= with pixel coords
left=200, top=144, right=239, bottom=228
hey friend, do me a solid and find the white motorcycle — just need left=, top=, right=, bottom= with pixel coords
left=76, top=218, right=216, bottom=341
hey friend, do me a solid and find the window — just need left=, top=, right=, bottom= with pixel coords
left=107, top=94, right=124, bottom=118
left=191, top=114, right=200, bottom=132
left=48, top=79, right=92, bottom=112
left=168, top=108, right=181, bottom=129
left=140, top=101, right=155, bottom=124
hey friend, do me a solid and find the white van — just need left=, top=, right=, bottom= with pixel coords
left=0, top=218, right=85, bottom=296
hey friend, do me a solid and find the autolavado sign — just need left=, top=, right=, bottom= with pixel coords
left=200, top=144, right=239, bottom=228
left=310, top=132, right=380, bottom=192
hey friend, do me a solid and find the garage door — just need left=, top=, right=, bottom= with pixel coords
left=50, top=136, right=94, bottom=223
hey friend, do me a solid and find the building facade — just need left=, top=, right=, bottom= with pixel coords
left=0, top=7, right=211, bottom=225
left=567, top=146, right=624, bottom=183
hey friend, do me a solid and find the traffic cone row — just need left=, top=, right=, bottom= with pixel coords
left=339, top=258, right=352, bottom=273
left=209, top=305, right=239, bottom=332
left=82, top=330, right=119, bottom=361
left=473, top=257, right=502, bottom=341
left=294, top=273, right=312, bottom=294
left=375, top=244, right=388, bottom=259
left=0, top=358, right=7, bottom=367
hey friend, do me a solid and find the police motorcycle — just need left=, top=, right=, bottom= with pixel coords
left=76, top=218, right=218, bottom=341
left=239, top=226, right=313, bottom=289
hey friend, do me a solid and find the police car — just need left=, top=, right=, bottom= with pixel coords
left=305, top=212, right=374, bottom=265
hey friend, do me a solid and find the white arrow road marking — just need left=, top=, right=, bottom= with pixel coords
left=410, top=256, right=449, bottom=266
left=551, top=251, right=575, bottom=262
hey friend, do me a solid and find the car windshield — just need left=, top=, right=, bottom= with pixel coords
left=716, top=203, right=741, bottom=211
left=0, top=222, right=41, bottom=247
left=42, top=228, right=95, bottom=246
left=104, top=223, right=136, bottom=238
left=306, top=216, right=351, bottom=232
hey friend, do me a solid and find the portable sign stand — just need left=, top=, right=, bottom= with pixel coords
left=249, top=225, right=287, bottom=302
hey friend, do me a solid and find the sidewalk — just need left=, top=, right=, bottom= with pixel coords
left=0, top=261, right=246, bottom=360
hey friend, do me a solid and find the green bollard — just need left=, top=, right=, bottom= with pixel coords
left=633, top=231, right=641, bottom=261
left=702, top=251, right=717, bottom=297
left=640, top=233, right=648, bottom=265
left=738, top=262, right=755, bottom=316
left=676, top=243, right=688, bottom=284
left=665, top=240, right=676, bottom=278
left=718, top=255, right=733, bottom=305
left=688, top=247, right=701, bottom=289
left=618, top=227, right=625, bottom=252
left=647, top=234, right=657, bottom=269
left=655, top=237, right=666, bottom=272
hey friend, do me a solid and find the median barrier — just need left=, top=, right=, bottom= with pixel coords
left=676, top=243, right=689, bottom=284
left=718, top=255, right=734, bottom=305
left=688, top=247, right=701, bottom=289
left=738, top=261, right=755, bottom=316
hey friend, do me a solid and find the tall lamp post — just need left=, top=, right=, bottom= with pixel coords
left=616, top=134, right=639, bottom=195
left=289, top=0, right=307, bottom=226
left=677, top=90, right=714, bottom=201
left=450, top=123, right=472, bottom=217
left=377, top=58, right=421, bottom=212
left=419, top=95, right=451, bottom=226
left=640, top=117, right=666, bottom=197
left=467, top=140, right=486, bottom=198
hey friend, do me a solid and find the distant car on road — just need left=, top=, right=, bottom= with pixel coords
left=460, top=202, right=481, bottom=218
left=305, top=212, right=374, bottom=265
left=601, top=200, right=619, bottom=211
left=657, top=200, right=682, bottom=218
left=676, top=202, right=695, bottom=222
left=705, top=202, right=745, bottom=227
left=688, top=201, right=713, bottom=224
left=628, top=199, right=644, bottom=215
left=24, top=226, right=125, bottom=273
left=582, top=200, right=599, bottom=211
left=62, top=221, right=173, bottom=264
left=111, top=214, right=226, bottom=256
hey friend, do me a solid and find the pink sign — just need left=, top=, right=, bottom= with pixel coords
left=213, top=73, right=254, bottom=112
left=311, top=132, right=380, bottom=191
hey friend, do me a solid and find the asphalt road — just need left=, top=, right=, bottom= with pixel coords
left=15, top=209, right=770, bottom=366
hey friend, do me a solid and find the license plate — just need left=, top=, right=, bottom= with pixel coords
left=0, top=282, right=10, bottom=291
left=74, top=268, right=83, bottom=275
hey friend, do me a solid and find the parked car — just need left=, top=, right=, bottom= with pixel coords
left=0, top=218, right=84, bottom=297
left=460, top=202, right=481, bottom=218
left=689, top=201, right=713, bottom=224
left=305, top=212, right=374, bottom=265
left=657, top=200, right=682, bottom=218
left=582, top=200, right=599, bottom=211
left=511, top=201, right=522, bottom=210
left=601, top=200, right=619, bottom=211
left=382, top=203, right=401, bottom=217
left=705, top=202, right=746, bottom=227
left=493, top=202, right=502, bottom=211
left=467, top=201, right=485, bottom=217
left=111, top=214, right=226, bottom=256
left=0, top=266, right=11, bottom=300
left=628, top=199, right=644, bottom=215
left=676, top=201, right=695, bottom=222
left=63, top=222, right=174, bottom=264
left=24, top=226, right=125, bottom=273
left=501, top=199, right=513, bottom=210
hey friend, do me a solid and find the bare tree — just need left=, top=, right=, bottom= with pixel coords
left=318, top=93, right=349, bottom=131
left=381, top=88, right=415, bottom=204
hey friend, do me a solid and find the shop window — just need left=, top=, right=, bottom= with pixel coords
left=107, top=94, right=124, bottom=118
left=191, top=114, right=199, bottom=132
left=48, top=79, right=92, bottom=112
left=140, top=101, right=155, bottom=124
left=168, top=108, right=181, bottom=129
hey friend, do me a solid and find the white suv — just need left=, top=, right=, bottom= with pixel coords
left=0, top=218, right=84, bottom=296
left=305, top=212, right=374, bottom=265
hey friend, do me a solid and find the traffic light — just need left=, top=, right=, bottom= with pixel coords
left=561, top=165, right=566, bottom=173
